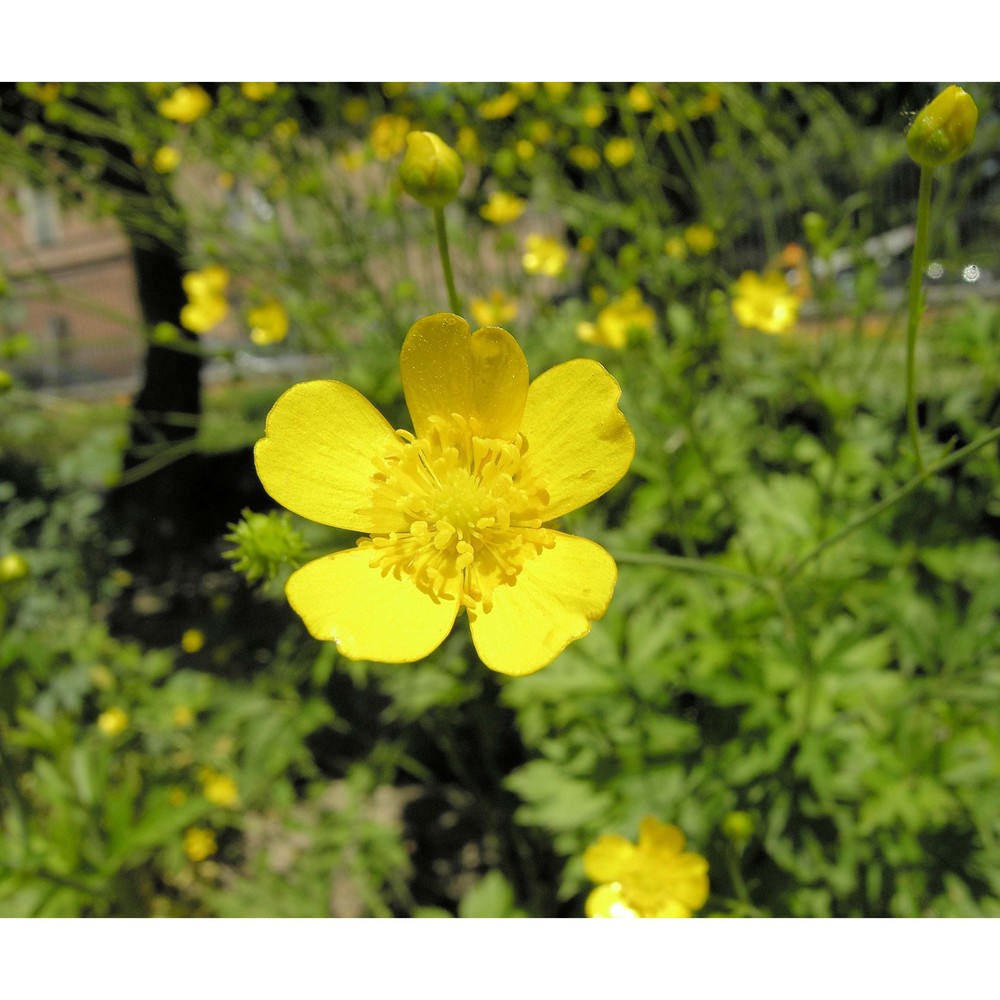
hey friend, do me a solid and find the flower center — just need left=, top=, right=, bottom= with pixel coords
left=359, top=414, right=553, bottom=616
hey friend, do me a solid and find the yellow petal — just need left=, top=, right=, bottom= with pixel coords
left=286, top=548, right=460, bottom=662
left=585, top=883, right=639, bottom=918
left=667, top=856, right=710, bottom=911
left=583, top=834, right=637, bottom=883
left=255, top=380, right=408, bottom=533
left=469, top=531, right=618, bottom=675
left=638, top=817, right=686, bottom=856
left=520, top=359, right=634, bottom=520
left=648, top=898, right=694, bottom=918
left=400, top=313, right=528, bottom=441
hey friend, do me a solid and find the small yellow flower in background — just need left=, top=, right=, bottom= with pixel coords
left=172, top=705, right=195, bottom=728
left=604, top=137, right=635, bottom=168
left=577, top=236, right=596, bottom=255
left=168, top=787, right=187, bottom=807
left=722, top=811, right=755, bottom=845
left=97, top=707, right=129, bottom=737
left=216, top=170, right=235, bottom=191
left=568, top=145, right=601, bottom=171
left=273, top=118, right=299, bottom=143
left=522, top=234, right=569, bottom=277
left=0, top=552, right=29, bottom=582
left=578, top=288, right=656, bottom=349
left=183, top=827, right=217, bottom=863
left=543, top=82, right=573, bottom=102
left=152, top=146, right=181, bottom=174
left=455, top=126, right=480, bottom=161
left=337, top=148, right=365, bottom=173
left=181, top=266, right=229, bottom=334
left=248, top=298, right=290, bottom=346
left=906, top=85, right=978, bottom=169
left=731, top=270, right=800, bottom=335
left=584, top=816, right=709, bottom=918
left=200, top=768, right=240, bottom=807
left=684, top=224, right=717, bottom=256
left=241, top=82, right=277, bottom=102
left=158, top=85, right=212, bottom=123
left=399, top=131, right=465, bottom=207
left=514, top=139, right=535, bottom=161
left=528, top=119, right=553, bottom=145
left=181, top=628, right=205, bottom=653
left=657, top=111, right=680, bottom=133
left=342, top=96, right=368, bottom=125
left=479, top=90, right=519, bottom=120
left=254, top=313, right=634, bottom=676
left=382, top=82, right=407, bottom=98
left=480, top=191, right=526, bottom=225
left=583, top=103, right=606, bottom=127
left=370, top=114, right=410, bottom=161
left=470, top=290, right=519, bottom=328
left=663, top=236, right=687, bottom=260
left=511, top=82, right=538, bottom=98
left=627, top=84, right=654, bottom=113
left=0, top=369, right=11, bottom=394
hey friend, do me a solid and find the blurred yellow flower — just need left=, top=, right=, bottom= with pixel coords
left=568, top=145, right=601, bottom=171
left=604, top=137, right=635, bottom=167
left=97, top=707, right=128, bottom=737
left=183, top=827, right=217, bottom=863
left=479, top=90, right=519, bottom=120
left=158, top=85, right=212, bottom=123
left=480, top=191, right=526, bottom=225
left=511, top=82, right=538, bottom=98
left=152, top=146, right=181, bottom=174
left=627, top=84, right=654, bottom=113
left=470, top=290, right=519, bottom=327
left=181, top=266, right=229, bottom=334
left=172, top=705, right=195, bottom=728
left=543, top=82, right=572, bottom=102
left=528, top=120, right=553, bottom=145
left=0, top=552, right=29, bottom=582
left=200, top=769, right=240, bottom=807
left=342, top=96, right=368, bottom=124
left=241, top=82, right=276, bottom=101
left=522, top=234, right=569, bottom=277
left=583, top=103, right=606, bottom=127
left=584, top=817, right=709, bottom=918
left=732, top=270, right=800, bottom=335
left=663, top=236, right=687, bottom=260
left=248, top=298, right=290, bottom=345
left=168, top=787, right=187, bottom=807
left=273, top=118, right=299, bottom=143
left=657, top=111, right=680, bottom=133
left=578, top=288, right=656, bottom=349
left=684, top=224, right=717, bottom=255
left=577, top=236, right=596, bottom=255
left=181, top=628, right=205, bottom=653
left=455, top=126, right=480, bottom=160
left=254, top=313, right=634, bottom=676
left=370, top=114, right=411, bottom=160
left=515, top=139, right=535, bottom=161
left=216, top=170, right=235, bottom=191
left=337, top=148, right=365, bottom=172
left=382, top=82, right=407, bottom=98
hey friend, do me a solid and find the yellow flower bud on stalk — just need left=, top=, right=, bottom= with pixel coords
left=907, top=85, right=978, bottom=168
left=400, top=131, right=464, bottom=208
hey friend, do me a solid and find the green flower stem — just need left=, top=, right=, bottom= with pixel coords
left=905, top=165, right=935, bottom=473
left=614, top=551, right=770, bottom=591
left=433, top=205, right=462, bottom=316
left=784, top=423, right=1000, bottom=581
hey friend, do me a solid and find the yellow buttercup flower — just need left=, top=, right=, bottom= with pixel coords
left=97, top=707, right=128, bottom=737
left=248, top=298, right=290, bottom=345
left=200, top=768, right=240, bottom=807
left=522, top=234, right=569, bottom=277
left=254, top=313, right=634, bottom=676
left=241, top=82, right=276, bottom=101
left=584, top=817, right=709, bottom=918
left=578, top=288, right=656, bottom=349
left=181, top=266, right=229, bottom=334
left=731, top=270, right=800, bottom=335
left=470, top=290, right=519, bottom=327
left=342, top=96, right=369, bottom=124
left=568, top=145, right=601, bottom=171
left=181, top=628, right=205, bottom=653
left=172, top=705, right=195, bottom=728
left=604, top=137, right=635, bottom=168
left=684, top=224, right=717, bottom=255
left=479, top=90, right=519, bottom=120
left=480, top=191, right=526, bottom=225
left=663, top=236, right=687, bottom=260
left=583, top=103, right=606, bottom=127
left=158, top=85, right=212, bottom=123
left=627, top=84, right=654, bottom=113
left=543, top=82, right=572, bottom=102
left=183, top=827, right=217, bottom=863
left=370, top=114, right=411, bottom=160
left=153, top=145, right=181, bottom=174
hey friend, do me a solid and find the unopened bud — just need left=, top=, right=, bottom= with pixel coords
left=0, top=552, right=29, bottom=582
left=722, top=810, right=754, bottom=844
left=907, top=85, right=978, bottom=168
left=399, top=131, right=464, bottom=207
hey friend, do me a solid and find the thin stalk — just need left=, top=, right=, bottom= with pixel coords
left=614, top=550, right=770, bottom=591
left=784, top=423, right=1000, bottom=581
left=905, top=165, right=935, bottom=473
left=433, top=206, right=462, bottom=316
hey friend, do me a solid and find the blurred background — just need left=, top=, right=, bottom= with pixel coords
left=1, top=82, right=998, bottom=917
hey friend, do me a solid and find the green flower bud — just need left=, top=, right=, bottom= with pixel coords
left=0, top=369, right=13, bottom=394
left=224, top=509, right=306, bottom=586
left=907, top=85, right=978, bottom=168
left=0, top=552, right=30, bottom=583
left=722, top=810, right=754, bottom=844
left=399, top=131, right=465, bottom=207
